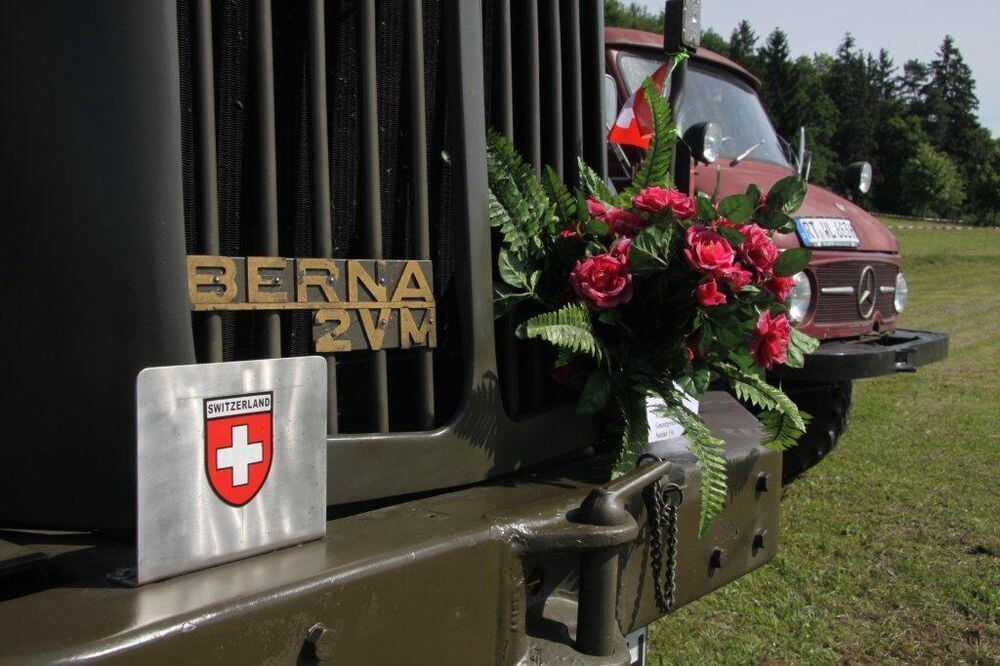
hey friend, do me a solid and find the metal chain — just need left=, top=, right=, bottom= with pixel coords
left=644, top=478, right=682, bottom=613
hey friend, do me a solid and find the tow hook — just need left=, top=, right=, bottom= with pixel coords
left=574, top=458, right=676, bottom=657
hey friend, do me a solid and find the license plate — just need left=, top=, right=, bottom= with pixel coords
left=794, top=217, right=860, bottom=248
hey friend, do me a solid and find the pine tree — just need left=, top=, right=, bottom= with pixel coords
left=925, top=36, right=982, bottom=169
left=825, top=34, right=876, bottom=193
left=728, top=20, right=759, bottom=73
left=756, top=29, right=802, bottom=141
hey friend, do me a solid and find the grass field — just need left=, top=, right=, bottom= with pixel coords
left=648, top=223, right=1000, bottom=664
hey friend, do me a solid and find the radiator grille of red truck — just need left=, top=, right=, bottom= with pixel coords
left=813, top=261, right=899, bottom=324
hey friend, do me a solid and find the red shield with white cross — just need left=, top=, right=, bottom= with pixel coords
left=204, top=392, right=273, bottom=507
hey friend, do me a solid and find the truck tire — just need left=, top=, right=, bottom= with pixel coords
left=781, top=381, right=853, bottom=483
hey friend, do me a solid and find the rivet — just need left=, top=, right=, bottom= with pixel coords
left=212, top=275, right=221, bottom=284
left=379, top=276, right=386, bottom=285
left=273, top=277, right=282, bottom=286
left=379, top=319, right=387, bottom=327
left=428, top=318, right=435, bottom=324
left=326, top=275, right=336, bottom=285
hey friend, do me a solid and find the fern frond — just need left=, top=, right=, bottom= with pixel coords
left=516, top=302, right=603, bottom=361
left=650, top=394, right=728, bottom=537
left=614, top=393, right=650, bottom=475
left=488, top=191, right=530, bottom=257
left=576, top=157, right=614, bottom=203
left=543, top=165, right=577, bottom=225
left=714, top=362, right=809, bottom=451
left=487, top=130, right=557, bottom=253
left=630, top=77, right=676, bottom=192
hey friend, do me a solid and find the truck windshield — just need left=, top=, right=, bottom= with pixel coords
left=618, top=53, right=793, bottom=170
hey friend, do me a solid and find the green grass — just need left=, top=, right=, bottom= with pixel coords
left=648, top=228, right=1000, bottom=664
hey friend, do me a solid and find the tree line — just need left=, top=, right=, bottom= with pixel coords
left=604, top=1, right=1000, bottom=222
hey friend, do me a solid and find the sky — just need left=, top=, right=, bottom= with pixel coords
left=633, top=0, right=999, bottom=137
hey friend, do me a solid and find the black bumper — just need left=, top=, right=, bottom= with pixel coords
left=775, top=328, right=949, bottom=382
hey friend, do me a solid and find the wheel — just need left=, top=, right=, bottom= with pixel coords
left=780, top=381, right=853, bottom=483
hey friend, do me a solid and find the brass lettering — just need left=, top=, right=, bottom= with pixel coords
left=296, top=258, right=340, bottom=303
left=347, top=260, right=387, bottom=302
left=187, top=255, right=238, bottom=304
left=358, top=308, right=392, bottom=350
left=391, top=261, right=434, bottom=302
left=314, top=309, right=352, bottom=352
left=400, top=308, right=436, bottom=349
left=247, top=256, right=289, bottom=303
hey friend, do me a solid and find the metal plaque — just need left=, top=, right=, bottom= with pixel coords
left=136, top=357, right=327, bottom=585
left=186, top=255, right=436, bottom=352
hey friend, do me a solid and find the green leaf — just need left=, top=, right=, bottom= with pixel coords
left=716, top=224, right=746, bottom=246
left=577, top=371, right=612, bottom=415
left=497, top=248, right=531, bottom=288
left=543, top=165, right=576, bottom=225
left=585, top=218, right=610, bottom=236
left=696, top=193, right=717, bottom=222
left=577, top=157, right=614, bottom=202
left=773, top=247, right=811, bottom=276
left=745, top=184, right=763, bottom=208
left=598, top=309, right=622, bottom=325
left=757, top=209, right=795, bottom=231
left=790, top=327, right=820, bottom=355
left=713, top=362, right=809, bottom=451
left=717, top=193, right=755, bottom=223
left=493, top=282, right=530, bottom=319
left=629, top=224, right=674, bottom=274
left=516, top=302, right=604, bottom=360
left=631, top=77, right=675, bottom=191
left=767, top=176, right=807, bottom=214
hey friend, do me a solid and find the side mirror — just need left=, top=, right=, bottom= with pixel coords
left=602, top=74, right=618, bottom=133
left=846, top=161, right=873, bottom=194
left=682, top=121, right=722, bottom=164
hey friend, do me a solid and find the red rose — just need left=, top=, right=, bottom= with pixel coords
left=722, top=265, right=753, bottom=291
left=739, top=224, right=778, bottom=281
left=610, top=236, right=632, bottom=260
left=765, top=274, right=796, bottom=302
left=683, top=225, right=736, bottom=279
left=696, top=280, right=727, bottom=307
left=603, top=208, right=646, bottom=237
left=570, top=252, right=633, bottom=311
left=560, top=226, right=580, bottom=239
left=631, top=187, right=696, bottom=219
left=749, top=310, right=791, bottom=370
left=587, top=197, right=609, bottom=219
left=686, top=343, right=696, bottom=364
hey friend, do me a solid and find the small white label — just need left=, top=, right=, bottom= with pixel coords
left=646, top=390, right=699, bottom=444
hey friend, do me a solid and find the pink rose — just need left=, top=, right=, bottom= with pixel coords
left=722, top=265, right=753, bottom=291
left=696, top=280, right=727, bottom=307
left=603, top=208, right=646, bottom=238
left=765, top=274, right=796, bottom=302
left=683, top=225, right=736, bottom=279
left=587, top=197, right=609, bottom=219
left=750, top=311, right=791, bottom=370
left=570, top=252, right=633, bottom=311
left=610, top=236, right=632, bottom=260
left=631, top=186, right=697, bottom=219
left=560, top=226, right=580, bottom=239
left=739, top=224, right=778, bottom=281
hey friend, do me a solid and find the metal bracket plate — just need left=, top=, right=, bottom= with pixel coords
left=135, top=357, right=327, bottom=585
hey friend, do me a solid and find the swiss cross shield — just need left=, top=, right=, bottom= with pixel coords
left=204, top=392, right=274, bottom=507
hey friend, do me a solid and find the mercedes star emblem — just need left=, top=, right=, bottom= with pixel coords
left=857, top=265, right=877, bottom=318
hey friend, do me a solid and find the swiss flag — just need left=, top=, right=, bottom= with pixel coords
left=607, top=62, right=670, bottom=149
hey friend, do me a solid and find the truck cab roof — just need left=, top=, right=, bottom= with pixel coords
left=604, top=27, right=761, bottom=90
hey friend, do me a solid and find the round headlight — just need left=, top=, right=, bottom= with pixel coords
left=894, top=271, right=908, bottom=313
left=702, top=121, right=722, bottom=164
left=786, top=271, right=812, bottom=324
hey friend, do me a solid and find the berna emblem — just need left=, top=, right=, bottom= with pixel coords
left=204, top=392, right=274, bottom=507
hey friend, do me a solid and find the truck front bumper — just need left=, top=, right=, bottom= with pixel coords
left=775, top=328, right=949, bottom=382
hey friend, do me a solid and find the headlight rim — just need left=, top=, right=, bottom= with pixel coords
left=786, top=270, right=812, bottom=325
left=894, top=271, right=909, bottom=313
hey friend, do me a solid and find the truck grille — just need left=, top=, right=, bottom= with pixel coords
left=177, top=0, right=604, bottom=434
left=814, top=261, right=898, bottom=324
left=177, top=0, right=464, bottom=435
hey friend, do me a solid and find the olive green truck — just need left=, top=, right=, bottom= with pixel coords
left=1, top=2, right=784, bottom=663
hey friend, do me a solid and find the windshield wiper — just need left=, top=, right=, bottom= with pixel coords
left=730, top=140, right=765, bottom=168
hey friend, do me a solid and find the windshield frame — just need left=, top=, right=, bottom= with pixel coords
left=616, top=51, right=795, bottom=171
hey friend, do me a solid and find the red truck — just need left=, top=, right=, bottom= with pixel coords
left=603, top=27, right=948, bottom=478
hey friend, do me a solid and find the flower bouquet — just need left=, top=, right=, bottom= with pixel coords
left=488, top=79, right=819, bottom=534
